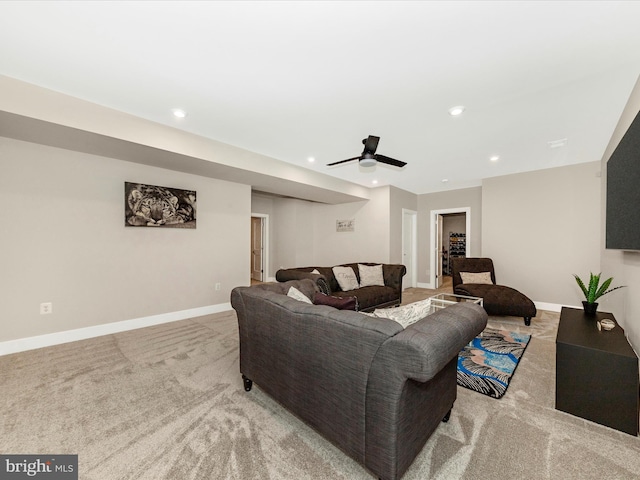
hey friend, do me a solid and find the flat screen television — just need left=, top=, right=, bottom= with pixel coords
left=606, top=109, right=640, bottom=250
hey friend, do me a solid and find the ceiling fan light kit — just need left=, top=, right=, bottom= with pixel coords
left=327, top=135, right=407, bottom=169
left=359, top=153, right=377, bottom=167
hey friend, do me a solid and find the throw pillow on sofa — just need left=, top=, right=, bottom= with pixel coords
left=287, top=286, right=313, bottom=304
left=460, top=271, right=493, bottom=284
left=358, top=264, right=385, bottom=287
left=313, top=292, right=358, bottom=310
left=332, top=266, right=359, bottom=291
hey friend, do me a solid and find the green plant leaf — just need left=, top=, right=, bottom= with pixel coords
left=600, top=285, right=626, bottom=298
left=574, top=274, right=589, bottom=299
left=587, top=272, right=600, bottom=303
left=574, top=272, right=625, bottom=302
left=594, top=277, right=613, bottom=300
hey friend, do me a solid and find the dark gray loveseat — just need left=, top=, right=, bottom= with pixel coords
left=230, top=279, right=487, bottom=480
left=275, top=262, right=406, bottom=312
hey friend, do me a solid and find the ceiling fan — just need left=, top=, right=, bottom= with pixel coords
left=327, top=135, right=407, bottom=168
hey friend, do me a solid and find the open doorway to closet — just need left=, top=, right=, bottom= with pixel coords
left=250, top=214, right=269, bottom=284
left=429, top=208, right=471, bottom=289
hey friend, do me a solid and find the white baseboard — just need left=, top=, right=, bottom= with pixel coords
left=0, top=303, right=232, bottom=357
left=534, top=301, right=571, bottom=313
left=416, top=282, right=433, bottom=289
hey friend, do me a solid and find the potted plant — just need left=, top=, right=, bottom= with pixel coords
left=573, top=272, right=625, bottom=316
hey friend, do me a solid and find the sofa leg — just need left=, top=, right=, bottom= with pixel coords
left=442, top=409, right=452, bottom=423
left=524, top=317, right=532, bottom=326
left=242, top=374, right=253, bottom=392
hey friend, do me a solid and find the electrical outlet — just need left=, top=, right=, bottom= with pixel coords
left=40, top=302, right=52, bottom=315
left=215, top=283, right=221, bottom=291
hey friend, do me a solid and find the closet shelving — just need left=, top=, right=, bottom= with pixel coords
left=446, top=232, right=466, bottom=275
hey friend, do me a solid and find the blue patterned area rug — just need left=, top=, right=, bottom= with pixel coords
left=457, top=328, right=531, bottom=399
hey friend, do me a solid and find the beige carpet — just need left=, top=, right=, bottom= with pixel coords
left=1, top=287, right=640, bottom=479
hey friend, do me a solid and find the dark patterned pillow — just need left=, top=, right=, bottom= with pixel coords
left=316, top=277, right=331, bottom=295
left=313, top=293, right=358, bottom=311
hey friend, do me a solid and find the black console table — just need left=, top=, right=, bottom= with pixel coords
left=556, top=307, right=639, bottom=435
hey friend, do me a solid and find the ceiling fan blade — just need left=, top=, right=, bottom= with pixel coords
left=362, top=135, right=380, bottom=154
left=375, top=154, right=407, bottom=168
left=326, top=156, right=360, bottom=166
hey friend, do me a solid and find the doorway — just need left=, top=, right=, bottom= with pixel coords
left=429, top=208, right=471, bottom=289
left=250, top=214, right=269, bottom=283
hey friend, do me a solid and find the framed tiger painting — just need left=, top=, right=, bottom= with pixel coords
left=124, top=182, right=197, bottom=228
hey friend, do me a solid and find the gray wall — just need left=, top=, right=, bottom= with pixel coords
left=417, top=187, right=483, bottom=284
left=252, top=187, right=394, bottom=272
left=311, top=187, right=390, bottom=266
left=601, top=76, right=640, bottom=354
left=482, top=162, right=602, bottom=306
left=443, top=214, right=466, bottom=241
left=389, top=186, right=419, bottom=265
left=273, top=197, right=316, bottom=269
left=0, top=137, right=250, bottom=343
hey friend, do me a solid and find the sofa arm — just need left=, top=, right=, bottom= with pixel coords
left=382, top=264, right=407, bottom=293
left=386, top=303, right=486, bottom=381
left=365, top=302, right=487, bottom=480
left=275, top=268, right=330, bottom=294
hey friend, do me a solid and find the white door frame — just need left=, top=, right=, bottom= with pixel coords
left=250, top=213, right=270, bottom=282
left=402, top=208, right=418, bottom=289
left=429, top=207, right=471, bottom=289
left=436, top=214, right=444, bottom=288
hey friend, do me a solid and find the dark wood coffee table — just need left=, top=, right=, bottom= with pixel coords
left=555, top=306, right=639, bottom=435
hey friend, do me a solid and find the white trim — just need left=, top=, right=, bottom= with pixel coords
left=0, top=303, right=232, bottom=357
left=535, top=302, right=575, bottom=313
left=402, top=208, right=418, bottom=289
left=429, top=207, right=471, bottom=288
left=417, top=282, right=433, bottom=289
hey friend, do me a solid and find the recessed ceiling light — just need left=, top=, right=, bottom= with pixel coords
left=372, top=179, right=378, bottom=185
left=441, top=179, right=449, bottom=183
left=171, top=108, right=187, bottom=118
left=307, top=157, right=315, bottom=163
left=448, top=106, right=465, bottom=116
left=490, top=155, right=500, bottom=162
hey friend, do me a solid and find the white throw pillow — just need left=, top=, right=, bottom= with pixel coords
left=358, top=264, right=385, bottom=287
left=460, top=271, right=493, bottom=285
left=287, top=286, right=312, bottom=304
left=310, top=269, right=321, bottom=274
left=364, top=299, right=432, bottom=329
left=332, top=266, right=360, bottom=291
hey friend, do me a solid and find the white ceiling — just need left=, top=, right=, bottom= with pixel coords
left=1, top=1, right=640, bottom=195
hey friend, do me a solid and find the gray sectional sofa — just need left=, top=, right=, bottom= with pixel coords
left=230, top=279, right=488, bottom=480
left=275, top=262, right=406, bottom=312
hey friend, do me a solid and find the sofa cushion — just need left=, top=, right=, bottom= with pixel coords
left=287, top=286, right=313, bottom=304
left=460, top=271, right=493, bottom=285
left=358, top=263, right=385, bottom=287
left=313, top=292, right=358, bottom=310
left=455, top=283, right=537, bottom=318
left=333, top=266, right=359, bottom=291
